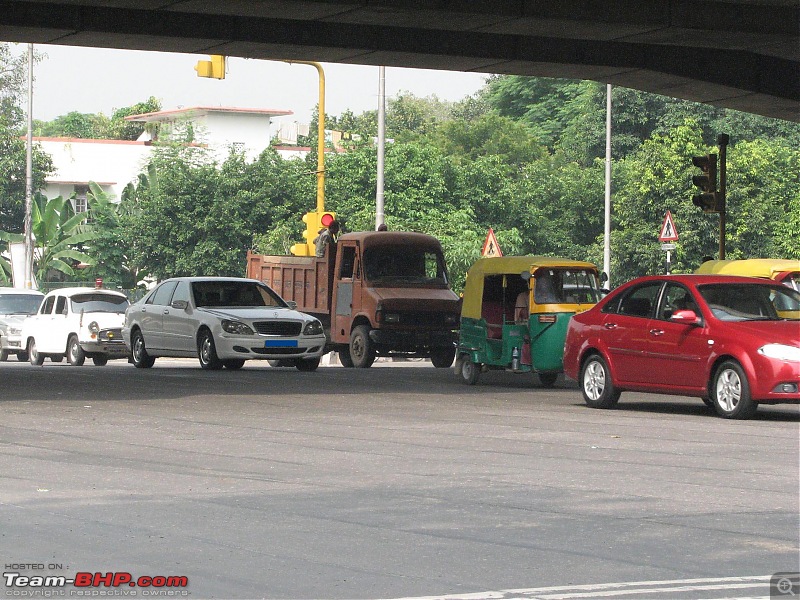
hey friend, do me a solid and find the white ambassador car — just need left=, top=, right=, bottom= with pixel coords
left=20, top=287, right=130, bottom=366
left=122, top=277, right=326, bottom=370
left=0, top=288, right=44, bottom=361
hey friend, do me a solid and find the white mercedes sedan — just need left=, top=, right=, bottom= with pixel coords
left=122, top=277, right=326, bottom=370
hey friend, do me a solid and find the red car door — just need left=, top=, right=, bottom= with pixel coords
left=642, top=283, right=709, bottom=392
left=602, top=282, right=663, bottom=385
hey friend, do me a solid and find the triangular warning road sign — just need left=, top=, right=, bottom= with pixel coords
left=481, top=228, right=503, bottom=257
left=658, top=211, right=679, bottom=242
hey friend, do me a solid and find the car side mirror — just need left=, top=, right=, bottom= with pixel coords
left=171, top=300, right=189, bottom=310
left=670, top=309, right=701, bottom=326
left=286, top=300, right=297, bottom=310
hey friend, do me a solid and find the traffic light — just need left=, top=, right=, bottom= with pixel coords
left=291, top=211, right=336, bottom=256
left=194, top=55, right=226, bottom=79
left=691, top=153, right=720, bottom=212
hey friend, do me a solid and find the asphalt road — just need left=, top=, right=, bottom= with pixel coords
left=1, top=358, right=798, bottom=599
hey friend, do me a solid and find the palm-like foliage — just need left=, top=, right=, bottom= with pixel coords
left=0, top=193, right=96, bottom=284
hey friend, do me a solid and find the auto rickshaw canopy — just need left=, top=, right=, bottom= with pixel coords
left=695, top=258, right=800, bottom=280
left=461, top=256, right=599, bottom=320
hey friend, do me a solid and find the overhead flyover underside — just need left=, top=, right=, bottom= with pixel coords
left=0, top=0, right=797, bottom=121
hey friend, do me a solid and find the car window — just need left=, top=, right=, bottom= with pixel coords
left=192, top=281, right=285, bottom=308
left=698, top=283, right=796, bottom=321
left=617, top=283, right=661, bottom=318
left=55, top=296, right=68, bottom=315
left=657, top=283, right=699, bottom=320
left=0, top=293, right=42, bottom=315
left=70, top=293, right=130, bottom=314
left=171, top=281, right=191, bottom=305
left=148, top=281, right=178, bottom=306
left=40, top=296, right=55, bottom=315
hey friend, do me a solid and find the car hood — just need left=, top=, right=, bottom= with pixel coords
left=0, top=314, right=29, bottom=326
left=199, top=307, right=314, bottom=322
left=721, top=319, right=800, bottom=347
left=81, top=313, right=127, bottom=328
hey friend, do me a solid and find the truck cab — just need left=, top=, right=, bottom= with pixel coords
left=246, top=230, right=461, bottom=368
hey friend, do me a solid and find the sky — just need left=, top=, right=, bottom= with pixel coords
left=8, top=43, right=490, bottom=124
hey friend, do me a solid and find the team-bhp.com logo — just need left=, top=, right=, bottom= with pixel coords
left=4, top=571, right=189, bottom=596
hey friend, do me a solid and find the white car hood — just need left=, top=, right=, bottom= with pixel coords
left=79, top=312, right=126, bottom=328
left=199, top=307, right=312, bottom=322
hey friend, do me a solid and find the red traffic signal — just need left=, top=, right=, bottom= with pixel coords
left=319, top=212, right=335, bottom=228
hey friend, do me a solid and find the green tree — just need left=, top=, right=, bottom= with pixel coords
left=0, top=43, right=54, bottom=233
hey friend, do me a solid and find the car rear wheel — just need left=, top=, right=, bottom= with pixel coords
left=460, top=357, right=480, bottom=385
left=198, top=329, right=223, bottom=370
left=349, top=325, right=375, bottom=368
left=67, top=335, right=86, bottom=366
left=712, top=360, right=758, bottom=419
left=28, top=339, right=44, bottom=366
left=131, top=329, right=156, bottom=368
left=92, top=356, right=108, bottom=366
left=580, top=354, right=621, bottom=408
left=430, top=346, right=456, bottom=368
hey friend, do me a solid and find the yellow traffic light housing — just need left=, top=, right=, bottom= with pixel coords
left=291, top=211, right=336, bottom=256
left=194, top=55, right=226, bottom=79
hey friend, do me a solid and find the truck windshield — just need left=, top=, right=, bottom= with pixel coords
left=364, top=247, right=448, bottom=286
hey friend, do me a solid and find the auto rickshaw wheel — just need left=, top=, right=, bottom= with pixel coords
left=538, top=372, right=558, bottom=387
left=461, top=358, right=480, bottom=385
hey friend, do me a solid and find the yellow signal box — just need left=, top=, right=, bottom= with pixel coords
left=291, top=211, right=336, bottom=256
left=194, top=55, right=226, bottom=79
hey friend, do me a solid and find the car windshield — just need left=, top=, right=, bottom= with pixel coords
left=698, top=283, right=800, bottom=321
left=192, top=281, right=285, bottom=308
left=70, top=293, right=130, bottom=314
left=363, top=247, right=448, bottom=286
left=0, top=293, right=42, bottom=315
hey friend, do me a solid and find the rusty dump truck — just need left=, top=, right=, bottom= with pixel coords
left=246, top=231, right=461, bottom=368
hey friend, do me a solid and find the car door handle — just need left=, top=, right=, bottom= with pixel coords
left=603, top=323, right=617, bottom=330
left=649, top=329, right=664, bottom=336
left=163, top=309, right=170, bottom=314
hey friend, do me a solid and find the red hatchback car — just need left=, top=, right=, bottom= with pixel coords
left=563, top=274, right=800, bottom=419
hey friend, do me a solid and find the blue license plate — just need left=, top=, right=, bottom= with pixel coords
left=264, top=340, right=298, bottom=348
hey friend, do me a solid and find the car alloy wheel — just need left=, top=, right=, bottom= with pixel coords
left=712, top=360, right=757, bottom=419
left=580, top=354, right=620, bottom=409
left=198, top=329, right=223, bottom=370
left=131, top=330, right=155, bottom=368
left=28, top=339, right=44, bottom=366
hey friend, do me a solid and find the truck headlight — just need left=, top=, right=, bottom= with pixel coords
left=758, top=343, right=800, bottom=362
left=384, top=313, right=400, bottom=323
left=9, top=326, right=22, bottom=335
left=88, top=321, right=100, bottom=334
left=303, top=320, right=324, bottom=336
left=221, top=320, right=254, bottom=335
left=444, top=313, right=458, bottom=325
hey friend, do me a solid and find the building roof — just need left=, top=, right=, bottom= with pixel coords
left=125, top=106, right=293, bottom=122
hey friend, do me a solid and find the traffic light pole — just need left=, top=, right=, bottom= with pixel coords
left=717, top=134, right=729, bottom=260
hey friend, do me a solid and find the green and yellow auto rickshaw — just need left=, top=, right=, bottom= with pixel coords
left=455, top=256, right=603, bottom=386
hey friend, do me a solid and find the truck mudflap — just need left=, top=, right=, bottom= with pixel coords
left=369, top=328, right=457, bottom=350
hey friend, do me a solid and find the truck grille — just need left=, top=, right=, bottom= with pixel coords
left=253, top=321, right=302, bottom=336
left=394, top=312, right=456, bottom=328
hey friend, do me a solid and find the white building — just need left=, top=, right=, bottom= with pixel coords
left=39, top=106, right=299, bottom=212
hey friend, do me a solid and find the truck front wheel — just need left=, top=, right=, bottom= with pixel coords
left=349, top=325, right=376, bottom=368
left=430, top=346, right=456, bottom=368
